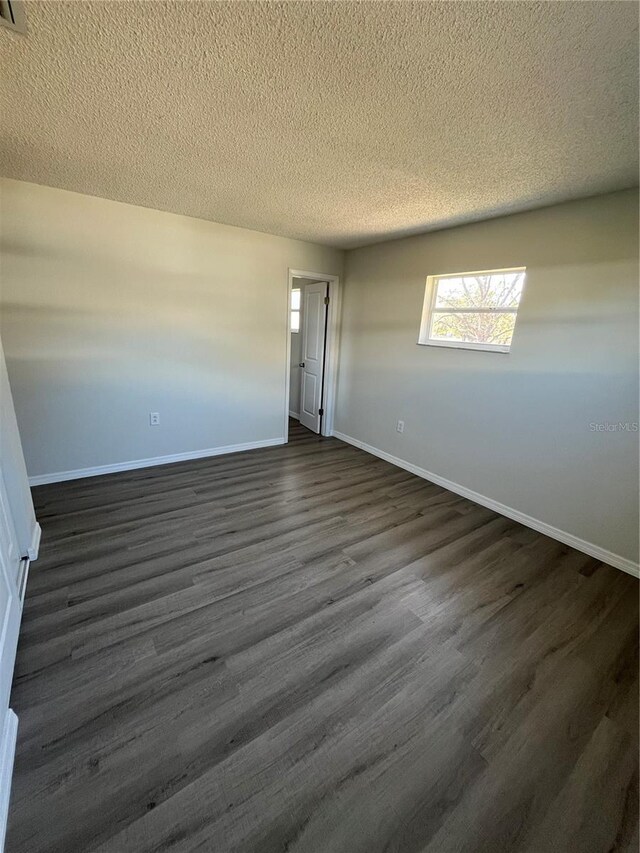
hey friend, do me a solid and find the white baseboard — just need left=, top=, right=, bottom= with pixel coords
left=288, top=410, right=300, bottom=419
left=0, top=708, right=18, bottom=853
left=332, top=430, right=639, bottom=578
left=28, top=438, right=286, bottom=487
left=26, top=522, right=41, bottom=561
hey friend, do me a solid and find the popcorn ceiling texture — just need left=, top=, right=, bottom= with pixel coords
left=0, top=1, right=637, bottom=248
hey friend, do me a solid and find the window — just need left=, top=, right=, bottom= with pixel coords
left=290, top=288, right=301, bottom=333
left=418, top=267, right=526, bottom=353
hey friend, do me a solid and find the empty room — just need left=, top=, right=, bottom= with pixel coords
left=0, top=1, right=638, bottom=851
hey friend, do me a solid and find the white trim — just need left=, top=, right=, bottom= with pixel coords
left=0, top=708, right=18, bottom=853
left=419, top=340, right=510, bottom=354
left=288, top=410, right=300, bottom=419
left=427, top=265, right=527, bottom=280
left=26, top=522, right=41, bottom=561
left=332, top=430, right=639, bottom=578
left=285, top=269, right=341, bottom=440
left=425, top=308, right=519, bottom=314
left=17, top=557, right=29, bottom=605
left=28, top=438, right=285, bottom=486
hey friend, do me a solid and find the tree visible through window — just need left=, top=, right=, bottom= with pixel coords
left=291, top=288, right=301, bottom=333
left=419, top=268, right=526, bottom=352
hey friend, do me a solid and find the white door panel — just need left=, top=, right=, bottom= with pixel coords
left=301, top=373, right=317, bottom=418
left=299, top=282, right=328, bottom=433
left=303, top=291, right=322, bottom=361
left=0, top=480, right=19, bottom=587
left=0, top=474, right=22, bottom=719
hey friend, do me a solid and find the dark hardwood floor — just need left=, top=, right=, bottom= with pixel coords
left=7, top=420, right=639, bottom=852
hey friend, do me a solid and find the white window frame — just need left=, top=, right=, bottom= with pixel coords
left=418, top=266, right=526, bottom=354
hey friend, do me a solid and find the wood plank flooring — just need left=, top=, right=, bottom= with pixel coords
left=8, top=420, right=639, bottom=852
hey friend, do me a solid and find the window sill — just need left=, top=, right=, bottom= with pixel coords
left=417, top=340, right=510, bottom=354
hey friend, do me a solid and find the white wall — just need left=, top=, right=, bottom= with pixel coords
left=335, top=190, right=639, bottom=567
left=0, top=179, right=343, bottom=479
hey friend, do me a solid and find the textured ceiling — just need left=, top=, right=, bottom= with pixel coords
left=1, top=1, right=638, bottom=248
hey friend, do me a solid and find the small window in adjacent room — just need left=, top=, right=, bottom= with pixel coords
left=291, top=287, right=301, bottom=332
left=418, top=267, right=526, bottom=353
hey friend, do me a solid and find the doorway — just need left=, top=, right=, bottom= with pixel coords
left=285, top=269, right=340, bottom=440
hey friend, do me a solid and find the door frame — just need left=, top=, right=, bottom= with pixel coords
left=284, top=268, right=341, bottom=439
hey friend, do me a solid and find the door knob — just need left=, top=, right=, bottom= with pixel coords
left=299, top=362, right=305, bottom=367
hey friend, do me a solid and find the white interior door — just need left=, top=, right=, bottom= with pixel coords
left=0, top=473, right=22, bottom=721
left=299, top=281, right=328, bottom=434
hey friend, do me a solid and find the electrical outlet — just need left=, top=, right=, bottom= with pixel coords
left=149, top=412, right=160, bottom=426
left=396, top=420, right=404, bottom=433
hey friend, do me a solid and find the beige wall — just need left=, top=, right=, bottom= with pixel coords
left=0, top=179, right=343, bottom=478
left=335, top=190, right=639, bottom=565
left=2, top=179, right=637, bottom=567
